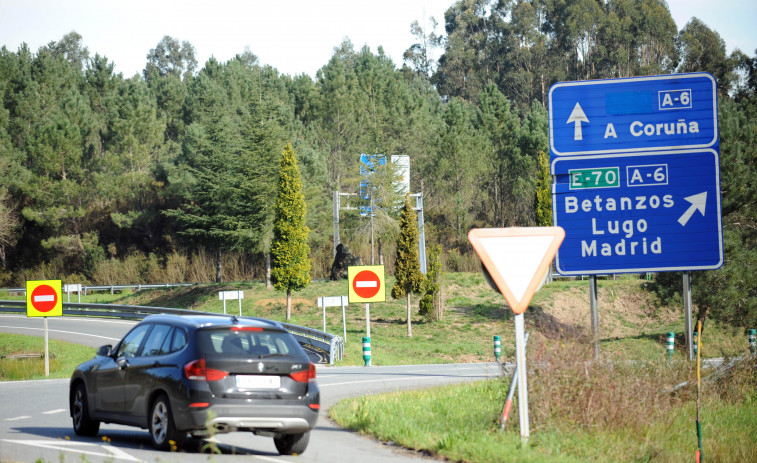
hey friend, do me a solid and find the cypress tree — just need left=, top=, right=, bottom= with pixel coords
left=271, top=143, right=311, bottom=321
left=391, top=194, right=424, bottom=336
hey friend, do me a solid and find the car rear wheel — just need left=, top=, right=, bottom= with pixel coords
left=71, top=382, right=100, bottom=436
left=273, top=431, right=310, bottom=455
left=149, top=395, right=186, bottom=450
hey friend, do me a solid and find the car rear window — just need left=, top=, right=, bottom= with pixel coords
left=196, top=328, right=299, bottom=357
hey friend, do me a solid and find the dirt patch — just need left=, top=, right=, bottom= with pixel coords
left=255, top=298, right=312, bottom=307
left=532, top=281, right=678, bottom=339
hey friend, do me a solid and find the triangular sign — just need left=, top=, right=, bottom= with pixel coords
left=468, top=227, right=565, bottom=314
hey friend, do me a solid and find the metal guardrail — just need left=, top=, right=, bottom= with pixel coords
left=0, top=300, right=344, bottom=365
left=3, top=283, right=196, bottom=296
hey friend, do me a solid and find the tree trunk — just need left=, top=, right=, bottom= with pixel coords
left=286, top=289, right=292, bottom=321
left=215, top=248, right=222, bottom=283
left=407, top=292, right=412, bottom=337
left=265, top=252, right=272, bottom=289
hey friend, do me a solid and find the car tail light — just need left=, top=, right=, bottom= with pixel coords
left=290, top=362, right=316, bottom=383
left=184, top=359, right=228, bottom=381
left=230, top=326, right=263, bottom=332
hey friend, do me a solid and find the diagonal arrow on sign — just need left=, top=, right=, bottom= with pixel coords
left=678, top=191, right=708, bottom=226
left=468, top=227, right=565, bottom=314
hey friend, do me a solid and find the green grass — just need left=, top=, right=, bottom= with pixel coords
left=0, top=333, right=96, bottom=380
left=330, top=358, right=757, bottom=462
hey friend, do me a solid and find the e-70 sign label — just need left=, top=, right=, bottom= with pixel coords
left=570, top=167, right=619, bottom=190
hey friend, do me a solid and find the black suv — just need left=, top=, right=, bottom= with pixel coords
left=69, top=314, right=319, bottom=454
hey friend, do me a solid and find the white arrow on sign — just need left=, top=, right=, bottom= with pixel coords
left=678, top=192, right=708, bottom=226
left=566, top=102, right=589, bottom=140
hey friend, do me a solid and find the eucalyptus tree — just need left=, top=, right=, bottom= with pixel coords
left=434, top=0, right=497, bottom=102
left=403, top=16, right=444, bottom=79
left=45, top=31, right=90, bottom=71
left=674, top=18, right=734, bottom=92
left=144, top=35, right=197, bottom=81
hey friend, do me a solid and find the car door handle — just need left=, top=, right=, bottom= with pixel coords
left=117, top=357, right=130, bottom=369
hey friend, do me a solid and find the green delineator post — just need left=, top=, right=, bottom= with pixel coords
left=693, top=331, right=698, bottom=357
left=493, top=335, right=501, bottom=362
left=362, top=336, right=371, bottom=366
left=666, top=332, right=675, bottom=360
left=749, top=329, right=756, bottom=355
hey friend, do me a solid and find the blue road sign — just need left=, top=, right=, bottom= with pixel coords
left=549, top=73, right=718, bottom=156
left=551, top=150, right=723, bottom=275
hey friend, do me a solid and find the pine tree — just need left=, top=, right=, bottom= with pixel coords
left=391, top=194, right=424, bottom=336
left=271, top=143, right=311, bottom=321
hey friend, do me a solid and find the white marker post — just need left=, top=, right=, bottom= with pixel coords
left=468, top=227, right=565, bottom=443
left=218, top=290, right=244, bottom=315
left=318, top=296, right=349, bottom=341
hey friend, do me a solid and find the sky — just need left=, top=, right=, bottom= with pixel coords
left=1, top=0, right=756, bottom=80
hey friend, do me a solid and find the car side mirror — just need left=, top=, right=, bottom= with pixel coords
left=97, top=345, right=113, bottom=356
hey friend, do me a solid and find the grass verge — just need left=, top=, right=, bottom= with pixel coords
left=330, top=346, right=757, bottom=462
left=0, top=334, right=95, bottom=380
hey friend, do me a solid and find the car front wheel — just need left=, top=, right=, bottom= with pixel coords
left=149, top=395, right=185, bottom=450
left=273, top=431, right=310, bottom=455
left=71, top=382, right=100, bottom=436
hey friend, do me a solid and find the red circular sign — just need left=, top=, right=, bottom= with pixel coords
left=353, top=270, right=381, bottom=299
left=31, top=284, right=58, bottom=312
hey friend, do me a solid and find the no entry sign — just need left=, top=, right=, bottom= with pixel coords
left=26, top=280, right=63, bottom=317
left=348, top=265, right=386, bottom=303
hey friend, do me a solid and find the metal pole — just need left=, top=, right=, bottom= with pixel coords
left=333, top=191, right=340, bottom=258
left=342, top=299, right=347, bottom=342
left=500, top=332, right=529, bottom=430
left=370, top=191, right=375, bottom=265
left=44, top=317, right=49, bottom=376
left=413, top=193, right=427, bottom=274
left=322, top=300, right=327, bottom=333
left=365, top=303, right=371, bottom=338
left=238, top=292, right=242, bottom=316
left=514, top=313, right=529, bottom=442
left=683, top=271, right=694, bottom=361
left=590, top=275, right=600, bottom=361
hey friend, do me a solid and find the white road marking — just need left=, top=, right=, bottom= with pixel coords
left=0, top=325, right=120, bottom=342
left=1, top=439, right=141, bottom=462
left=3, top=416, right=30, bottom=422
left=42, top=409, right=67, bottom=415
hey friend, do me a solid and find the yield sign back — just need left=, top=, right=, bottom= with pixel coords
left=468, top=227, right=565, bottom=314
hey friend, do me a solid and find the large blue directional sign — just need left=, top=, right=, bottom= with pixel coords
left=551, top=150, right=723, bottom=275
left=549, top=72, right=723, bottom=275
left=549, top=73, right=718, bottom=156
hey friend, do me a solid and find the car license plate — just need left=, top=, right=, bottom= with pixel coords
left=236, top=375, right=280, bottom=389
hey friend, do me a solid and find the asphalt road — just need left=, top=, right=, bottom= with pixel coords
left=0, top=315, right=502, bottom=462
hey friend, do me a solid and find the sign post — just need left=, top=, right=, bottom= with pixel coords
left=348, top=265, right=386, bottom=358
left=26, top=280, right=63, bottom=376
left=549, top=72, right=722, bottom=359
left=468, top=227, right=565, bottom=442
